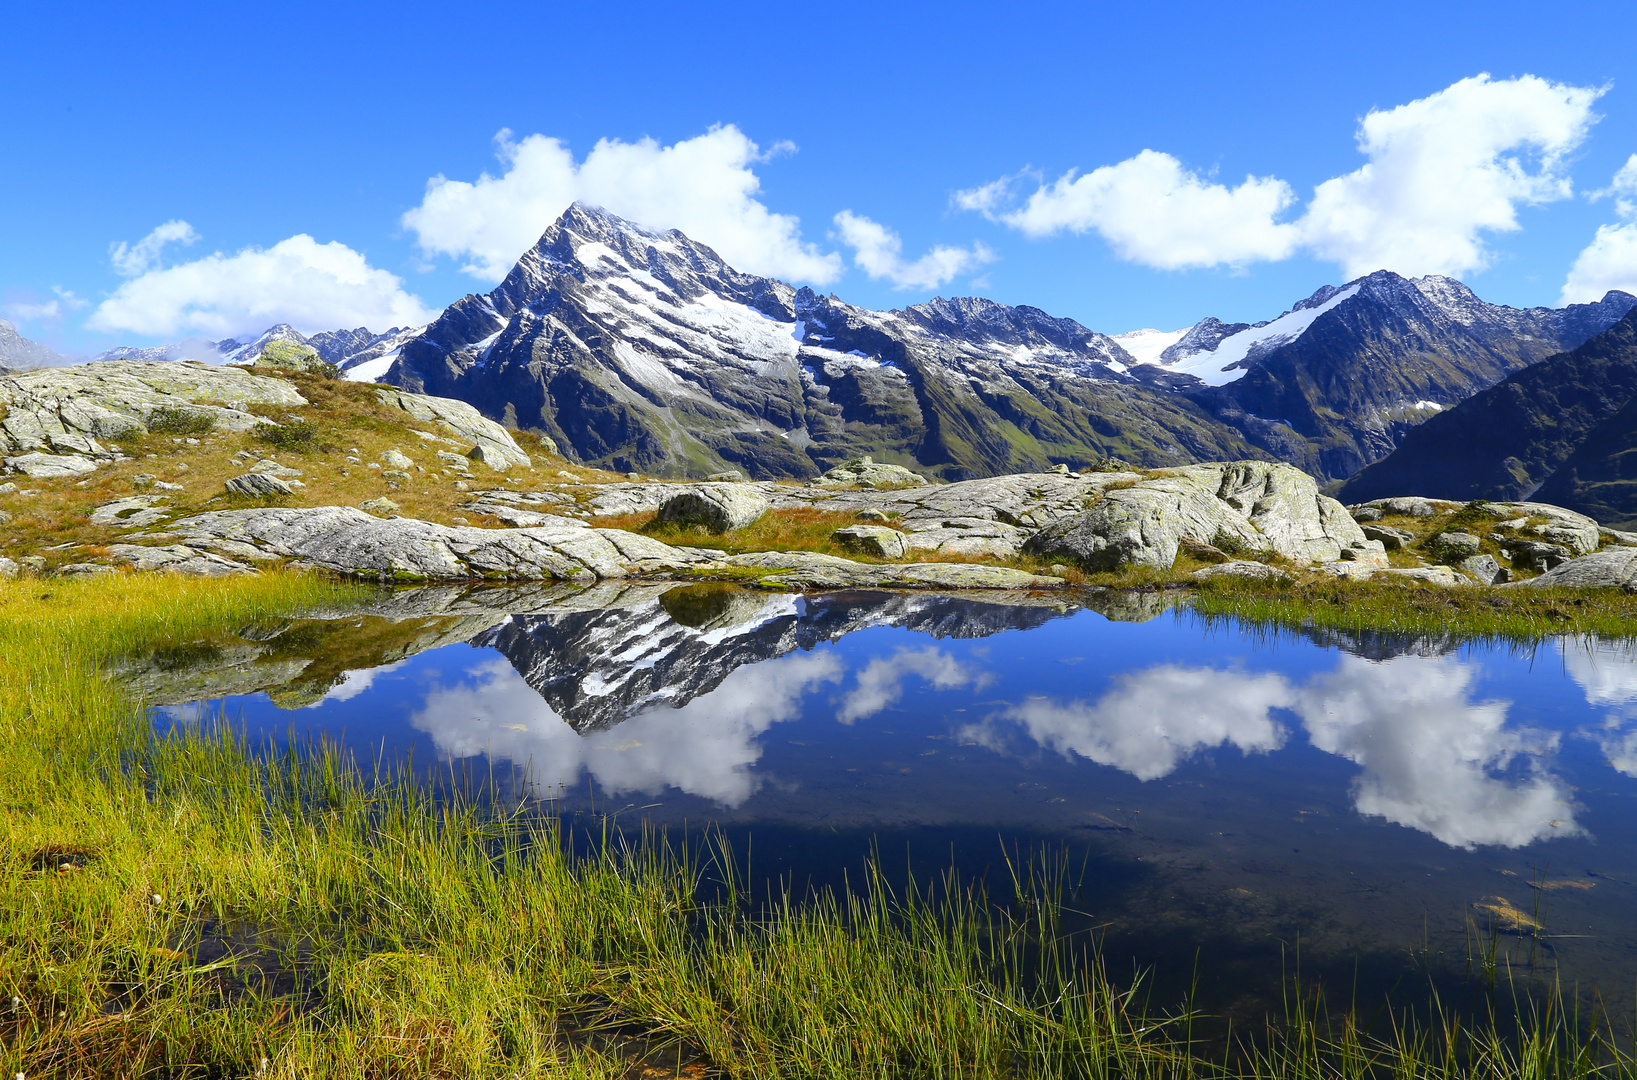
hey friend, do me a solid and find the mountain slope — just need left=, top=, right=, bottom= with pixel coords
left=1177, top=273, right=1636, bottom=482
left=384, top=203, right=1259, bottom=480
left=0, top=319, right=69, bottom=368
left=1336, top=308, right=1637, bottom=507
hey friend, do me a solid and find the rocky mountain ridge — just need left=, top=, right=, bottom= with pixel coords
left=1337, top=308, right=1637, bottom=526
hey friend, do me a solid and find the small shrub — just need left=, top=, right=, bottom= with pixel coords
left=1210, top=529, right=1246, bottom=556
left=145, top=407, right=216, bottom=436
left=254, top=420, right=319, bottom=451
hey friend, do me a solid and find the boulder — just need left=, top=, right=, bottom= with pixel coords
left=1600, top=526, right=1637, bottom=547
left=372, top=387, right=535, bottom=468
left=248, top=458, right=303, bottom=479
left=832, top=524, right=909, bottom=560
left=1505, top=539, right=1571, bottom=573
left=1458, top=554, right=1508, bottom=584
left=810, top=455, right=926, bottom=489
left=1362, top=524, right=1414, bottom=550
left=1023, top=461, right=1365, bottom=571
left=1522, top=547, right=1637, bottom=589
left=705, top=469, right=746, bottom=481
left=655, top=484, right=769, bottom=533
left=4, top=452, right=99, bottom=478
left=856, top=509, right=892, bottom=523
left=1350, top=506, right=1384, bottom=522
left=359, top=497, right=400, bottom=516
left=381, top=449, right=414, bottom=470
left=1426, top=531, right=1482, bottom=562
left=252, top=340, right=329, bottom=373
left=225, top=472, right=293, bottom=498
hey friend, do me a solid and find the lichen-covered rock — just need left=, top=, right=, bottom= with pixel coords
left=1362, top=524, right=1414, bottom=550
left=1357, top=497, right=1461, bottom=518
left=1374, top=566, right=1472, bottom=586
left=1520, top=547, right=1637, bottom=589
left=810, top=455, right=926, bottom=489
left=0, top=557, right=17, bottom=576
left=105, top=543, right=256, bottom=576
left=381, top=449, right=414, bottom=470
left=89, top=496, right=171, bottom=527
left=0, top=360, right=305, bottom=456
left=1023, top=461, right=1364, bottom=571
left=1505, top=539, right=1572, bottom=572
left=156, top=506, right=717, bottom=581
left=373, top=387, right=535, bottom=468
left=4, top=452, right=100, bottom=477
left=1350, top=506, right=1384, bottom=522
left=253, top=339, right=330, bottom=373
left=225, top=472, right=293, bottom=498
left=655, top=484, right=769, bottom=533
left=1426, top=531, right=1482, bottom=562
left=1458, top=554, right=1507, bottom=584
left=832, top=524, right=909, bottom=560
left=359, top=497, right=400, bottom=516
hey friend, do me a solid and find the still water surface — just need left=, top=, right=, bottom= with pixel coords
left=139, top=583, right=1637, bottom=1021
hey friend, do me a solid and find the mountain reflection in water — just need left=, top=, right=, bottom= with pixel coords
left=139, top=582, right=1637, bottom=1015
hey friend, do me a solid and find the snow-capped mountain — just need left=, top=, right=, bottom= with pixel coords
left=384, top=203, right=1256, bottom=479
left=307, top=325, right=426, bottom=379
left=1109, top=274, right=1636, bottom=480
left=91, top=323, right=424, bottom=375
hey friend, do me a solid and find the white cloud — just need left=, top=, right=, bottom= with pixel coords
left=959, top=74, right=1604, bottom=280
left=832, top=211, right=995, bottom=290
left=1561, top=154, right=1637, bottom=303
left=837, top=647, right=989, bottom=723
left=409, top=652, right=843, bottom=807
left=403, top=126, right=842, bottom=285
left=1304, top=74, right=1604, bottom=278
left=994, top=665, right=1293, bottom=781
left=87, top=232, right=437, bottom=339
left=3, top=287, right=86, bottom=327
left=957, top=151, right=1301, bottom=270
left=1559, top=637, right=1637, bottom=776
left=1295, top=655, right=1576, bottom=849
left=110, top=219, right=200, bottom=276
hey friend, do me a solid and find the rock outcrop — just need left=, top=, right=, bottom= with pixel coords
left=371, top=387, right=538, bottom=468
left=1023, top=461, right=1372, bottom=570
left=811, top=456, right=926, bottom=489
left=0, top=361, right=305, bottom=460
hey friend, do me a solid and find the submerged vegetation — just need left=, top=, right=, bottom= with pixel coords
left=5, top=573, right=1637, bottom=1077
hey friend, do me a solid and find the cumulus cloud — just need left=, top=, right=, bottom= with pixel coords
left=403, top=125, right=842, bottom=285
left=956, top=152, right=1301, bottom=270
left=87, top=232, right=437, bottom=339
left=992, top=665, right=1293, bottom=781
left=110, top=219, right=200, bottom=276
left=959, top=74, right=1604, bottom=280
left=1304, top=74, right=1604, bottom=278
left=837, top=647, right=990, bottom=724
left=409, top=652, right=843, bottom=807
left=1295, top=655, right=1575, bottom=849
left=1561, top=154, right=1637, bottom=303
left=832, top=211, right=995, bottom=289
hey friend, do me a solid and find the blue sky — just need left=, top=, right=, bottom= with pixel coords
left=6, top=0, right=1637, bottom=355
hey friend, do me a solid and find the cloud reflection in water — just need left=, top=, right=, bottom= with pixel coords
left=410, top=652, right=842, bottom=806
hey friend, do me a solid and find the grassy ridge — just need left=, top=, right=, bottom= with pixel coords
left=4, top=573, right=1635, bottom=1078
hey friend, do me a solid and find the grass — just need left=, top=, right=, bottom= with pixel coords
left=1190, top=574, right=1637, bottom=641
left=6, top=573, right=1637, bottom=1078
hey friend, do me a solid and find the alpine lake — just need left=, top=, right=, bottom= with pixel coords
left=135, top=580, right=1637, bottom=1034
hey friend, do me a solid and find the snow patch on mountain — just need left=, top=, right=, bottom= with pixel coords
left=1111, top=327, right=1189, bottom=366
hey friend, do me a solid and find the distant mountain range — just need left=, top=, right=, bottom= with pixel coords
left=11, top=203, right=1634, bottom=488
left=1338, top=307, right=1637, bottom=526
left=379, top=204, right=1635, bottom=483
